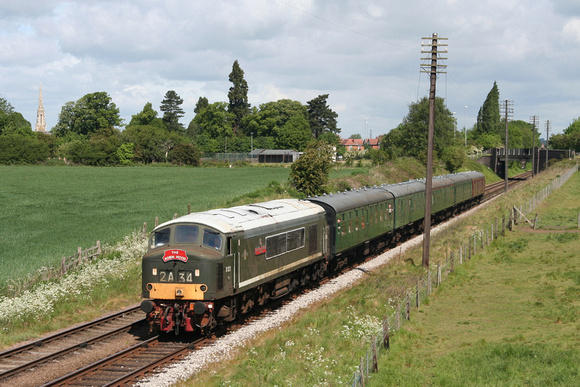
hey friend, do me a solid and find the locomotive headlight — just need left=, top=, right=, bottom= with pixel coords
left=152, top=268, right=157, bottom=276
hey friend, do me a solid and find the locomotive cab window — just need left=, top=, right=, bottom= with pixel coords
left=174, top=225, right=199, bottom=243
left=203, top=229, right=222, bottom=250
left=151, top=228, right=170, bottom=249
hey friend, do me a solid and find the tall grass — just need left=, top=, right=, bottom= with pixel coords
left=0, top=166, right=290, bottom=288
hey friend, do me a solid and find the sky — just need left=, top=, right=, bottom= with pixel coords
left=1, top=0, right=579, bottom=140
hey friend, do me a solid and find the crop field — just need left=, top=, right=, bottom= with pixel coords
left=0, top=165, right=290, bottom=287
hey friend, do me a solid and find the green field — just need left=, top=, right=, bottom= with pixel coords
left=0, top=165, right=290, bottom=287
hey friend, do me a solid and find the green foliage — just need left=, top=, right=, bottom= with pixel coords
left=0, top=134, right=49, bottom=164
left=475, top=81, right=501, bottom=137
left=160, top=90, right=185, bottom=133
left=550, top=131, right=580, bottom=152
left=194, top=96, right=209, bottom=114
left=192, top=101, right=235, bottom=140
left=53, top=92, right=122, bottom=137
left=307, top=94, right=340, bottom=139
left=169, top=143, right=200, bottom=166
left=240, top=99, right=313, bottom=151
left=477, top=132, right=502, bottom=149
left=128, top=102, right=164, bottom=128
left=441, top=145, right=467, bottom=172
left=289, top=140, right=334, bottom=196
left=116, top=143, right=135, bottom=165
left=563, top=117, right=580, bottom=135
left=394, top=97, right=455, bottom=159
left=228, top=60, right=250, bottom=131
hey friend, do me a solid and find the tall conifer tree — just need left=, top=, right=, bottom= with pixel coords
left=228, top=60, right=250, bottom=132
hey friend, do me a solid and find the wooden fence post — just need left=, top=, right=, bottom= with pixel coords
left=416, top=280, right=420, bottom=309
left=188, top=203, right=191, bottom=214
left=406, top=292, right=410, bottom=320
left=396, top=304, right=400, bottom=330
left=459, top=246, right=463, bottom=265
left=143, top=222, right=147, bottom=239
left=360, top=357, right=365, bottom=387
left=155, top=216, right=159, bottom=227
left=96, top=240, right=101, bottom=255
left=437, top=264, right=441, bottom=287
left=450, top=251, right=454, bottom=272
left=383, top=315, right=390, bottom=350
left=173, top=213, right=178, bottom=219
left=61, top=256, right=66, bottom=274
left=372, top=335, right=378, bottom=372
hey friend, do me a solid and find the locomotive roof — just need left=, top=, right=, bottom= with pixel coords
left=152, top=199, right=324, bottom=236
left=307, top=187, right=393, bottom=213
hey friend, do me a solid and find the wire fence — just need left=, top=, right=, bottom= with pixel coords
left=348, top=163, right=579, bottom=387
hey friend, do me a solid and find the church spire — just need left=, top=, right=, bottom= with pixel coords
left=35, top=83, right=47, bottom=132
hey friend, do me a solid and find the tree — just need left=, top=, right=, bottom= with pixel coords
left=129, top=102, right=164, bottom=128
left=192, top=102, right=235, bottom=139
left=0, top=134, right=49, bottom=164
left=241, top=99, right=313, bottom=150
left=475, top=81, right=501, bottom=137
left=228, top=60, right=250, bottom=132
left=550, top=132, right=580, bottom=152
left=349, top=134, right=362, bottom=139
left=289, top=140, right=334, bottom=197
left=169, top=143, right=200, bottom=166
left=194, top=97, right=209, bottom=114
left=441, top=146, right=467, bottom=172
left=160, top=90, right=185, bottom=133
left=564, top=117, right=580, bottom=135
left=396, top=97, right=455, bottom=159
left=307, top=94, right=340, bottom=139
left=53, top=92, right=122, bottom=137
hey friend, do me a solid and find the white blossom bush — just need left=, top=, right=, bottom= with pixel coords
left=340, top=305, right=381, bottom=339
left=0, top=231, right=147, bottom=325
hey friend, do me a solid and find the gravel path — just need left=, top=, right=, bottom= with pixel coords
left=137, top=202, right=488, bottom=386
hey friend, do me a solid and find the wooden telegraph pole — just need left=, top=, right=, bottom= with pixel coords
left=420, top=33, right=447, bottom=268
left=500, top=99, right=513, bottom=193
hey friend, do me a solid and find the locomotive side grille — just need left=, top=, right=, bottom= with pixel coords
left=217, top=263, right=224, bottom=291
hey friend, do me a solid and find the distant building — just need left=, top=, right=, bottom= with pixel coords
left=34, top=83, right=47, bottom=132
left=341, top=138, right=364, bottom=151
left=340, top=137, right=381, bottom=151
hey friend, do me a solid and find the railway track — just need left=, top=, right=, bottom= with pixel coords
left=483, top=170, right=532, bottom=201
left=43, top=335, right=203, bottom=386
left=0, top=306, right=145, bottom=386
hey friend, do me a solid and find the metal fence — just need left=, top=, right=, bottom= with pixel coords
left=348, top=163, right=579, bottom=386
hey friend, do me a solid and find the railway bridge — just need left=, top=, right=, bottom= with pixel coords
left=478, top=148, right=574, bottom=178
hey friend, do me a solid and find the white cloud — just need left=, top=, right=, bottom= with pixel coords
left=0, top=0, right=579, bottom=136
